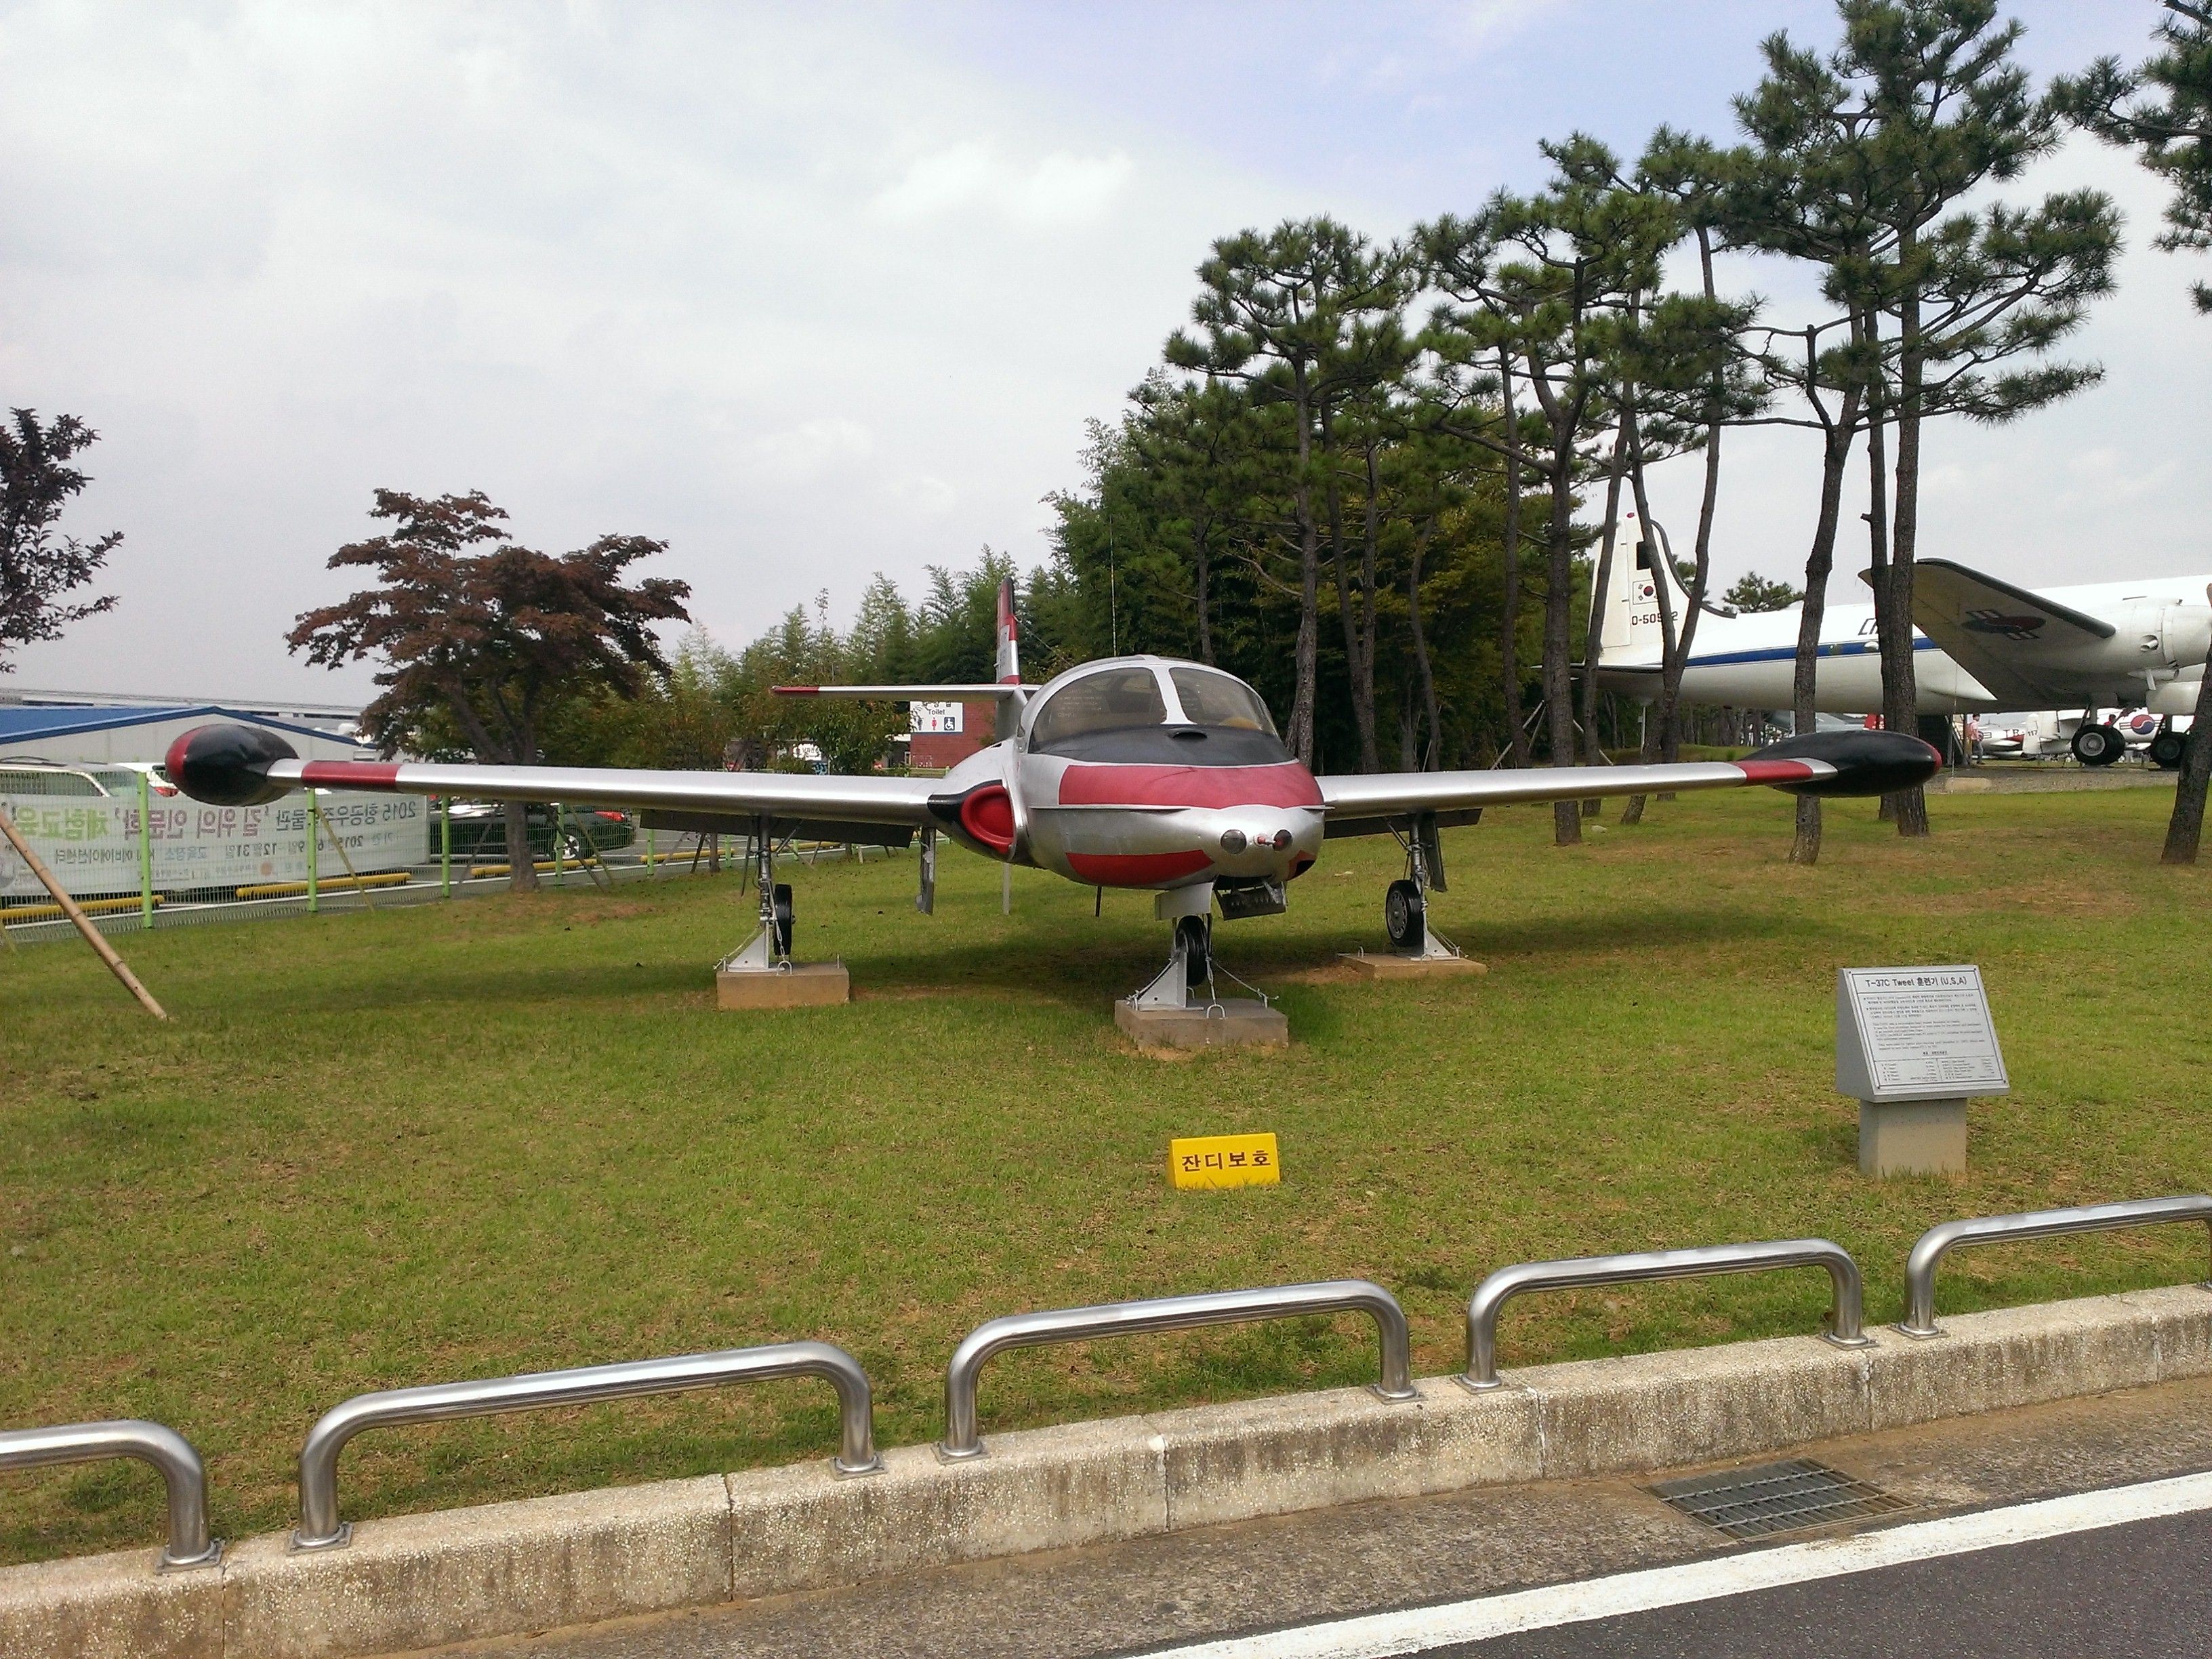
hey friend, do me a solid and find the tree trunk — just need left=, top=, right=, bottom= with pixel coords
left=1656, top=231, right=1726, bottom=781
left=1619, top=410, right=1675, bottom=825
left=1192, top=521, right=1214, bottom=663
left=1866, top=392, right=1895, bottom=823
left=1790, top=373, right=1861, bottom=865
left=1287, top=375, right=1322, bottom=765
left=503, top=801, right=538, bottom=892
left=1498, top=348, right=1530, bottom=767
left=1322, top=417, right=1382, bottom=773
left=1542, top=450, right=1582, bottom=847
left=1647, top=410, right=1724, bottom=809
left=1407, top=520, right=1442, bottom=771
left=1881, top=286, right=1930, bottom=838
left=1359, top=443, right=1383, bottom=769
left=1580, top=395, right=1633, bottom=808
left=2163, top=638, right=2212, bottom=863
left=442, top=687, right=537, bottom=893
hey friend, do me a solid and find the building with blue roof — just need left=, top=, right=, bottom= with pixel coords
left=0, top=705, right=375, bottom=769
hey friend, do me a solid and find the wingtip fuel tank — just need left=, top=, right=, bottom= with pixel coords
left=165, top=724, right=299, bottom=806
left=1743, top=729, right=1942, bottom=798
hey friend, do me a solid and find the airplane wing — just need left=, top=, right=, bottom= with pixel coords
left=1317, top=729, right=1938, bottom=837
left=1906, top=558, right=2116, bottom=708
left=772, top=684, right=1023, bottom=701
left=163, top=724, right=944, bottom=846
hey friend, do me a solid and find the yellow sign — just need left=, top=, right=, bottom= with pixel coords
left=1169, top=1132, right=1280, bottom=1190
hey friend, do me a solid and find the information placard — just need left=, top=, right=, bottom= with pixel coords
left=1837, top=966, right=2009, bottom=1103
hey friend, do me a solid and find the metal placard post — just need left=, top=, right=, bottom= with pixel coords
left=1837, top=966, right=2009, bottom=1176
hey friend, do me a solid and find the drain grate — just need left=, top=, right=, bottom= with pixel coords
left=1648, top=1458, right=1910, bottom=1541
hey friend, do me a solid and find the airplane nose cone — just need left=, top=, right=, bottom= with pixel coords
left=1206, top=808, right=1319, bottom=877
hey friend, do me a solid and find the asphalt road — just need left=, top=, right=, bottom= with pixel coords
left=1445, top=1507, right=2212, bottom=1659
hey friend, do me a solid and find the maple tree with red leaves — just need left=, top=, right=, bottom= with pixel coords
left=289, top=489, right=691, bottom=890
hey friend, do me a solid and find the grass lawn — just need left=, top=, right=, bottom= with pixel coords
left=3, top=783, right=2209, bottom=1564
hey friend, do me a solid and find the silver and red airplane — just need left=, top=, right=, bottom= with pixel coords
left=165, top=581, right=1937, bottom=1009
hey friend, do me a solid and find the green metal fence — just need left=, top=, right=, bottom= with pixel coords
left=0, top=766, right=882, bottom=945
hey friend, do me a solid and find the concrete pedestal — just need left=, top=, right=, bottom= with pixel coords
left=1339, top=951, right=1488, bottom=980
left=1114, top=998, right=1289, bottom=1052
left=1858, top=1097, right=1968, bottom=1176
left=716, top=962, right=850, bottom=1010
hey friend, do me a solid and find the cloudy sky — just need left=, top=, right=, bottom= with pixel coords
left=1, top=1, right=2200, bottom=703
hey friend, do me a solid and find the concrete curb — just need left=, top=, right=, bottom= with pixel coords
left=6, top=1285, right=2208, bottom=1659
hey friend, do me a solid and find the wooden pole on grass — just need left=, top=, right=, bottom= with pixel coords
left=0, top=803, right=168, bottom=1019
left=315, top=803, right=377, bottom=911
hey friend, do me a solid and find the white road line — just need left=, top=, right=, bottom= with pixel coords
left=1143, top=1469, right=2212, bottom=1659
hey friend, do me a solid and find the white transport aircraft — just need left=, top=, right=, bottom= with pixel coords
left=1591, top=512, right=2212, bottom=766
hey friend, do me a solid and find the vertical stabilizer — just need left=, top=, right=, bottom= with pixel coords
left=994, top=577, right=1021, bottom=685
left=994, top=577, right=1021, bottom=741
left=1594, top=512, right=1687, bottom=667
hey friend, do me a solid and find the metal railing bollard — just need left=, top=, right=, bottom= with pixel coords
left=1898, top=1194, right=2212, bottom=1338
left=0, top=1419, right=221, bottom=1570
left=938, top=1280, right=1416, bottom=1461
left=1460, top=1237, right=1873, bottom=1391
left=293, top=1340, right=880, bottom=1551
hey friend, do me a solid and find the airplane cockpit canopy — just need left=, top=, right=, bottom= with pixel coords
left=1167, top=668, right=1277, bottom=737
left=1028, top=665, right=1168, bottom=750
left=1026, top=661, right=1290, bottom=765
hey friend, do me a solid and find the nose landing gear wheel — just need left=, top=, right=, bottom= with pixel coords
left=2149, top=731, right=2187, bottom=770
left=771, top=883, right=794, bottom=958
left=1384, top=879, right=1425, bottom=954
left=2070, top=724, right=2125, bottom=766
left=1177, top=914, right=1212, bottom=988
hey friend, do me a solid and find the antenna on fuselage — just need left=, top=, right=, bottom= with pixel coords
left=1108, top=535, right=1119, bottom=655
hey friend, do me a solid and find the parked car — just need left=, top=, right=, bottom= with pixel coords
left=432, top=802, right=638, bottom=862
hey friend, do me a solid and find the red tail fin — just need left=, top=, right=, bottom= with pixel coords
left=995, top=577, right=1020, bottom=685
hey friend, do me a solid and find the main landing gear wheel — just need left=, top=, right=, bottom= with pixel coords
left=1384, top=879, right=1426, bottom=953
left=2149, top=731, right=2188, bottom=770
left=771, top=883, right=794, bottom=958
left=2071, top=724, right=2125, bottom=767
left=1177, top=914, right=1212, bottom=989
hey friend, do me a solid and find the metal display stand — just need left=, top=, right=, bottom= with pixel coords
left=1114, top=883, right=1286, bottom=1050
left=714, top=815, right=847, bottom=1008
left=1343, top=811, right=1487, bottom=979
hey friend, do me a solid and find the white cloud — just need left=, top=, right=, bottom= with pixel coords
left=0, top=1, right=1279, bottom=698
left=872, top=141, right=1134, bottom=228
left=1442, top=0, right=1563, bottom=57
left=1, top=0, right=2198, bottom=707
left=747, top=418, right=875, bottom=483
left=891, top=474, right=959, bottom=517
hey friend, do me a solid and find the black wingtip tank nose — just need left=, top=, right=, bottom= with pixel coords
left=1746, top=729, right=1944, bottom=798
left=163, top=724, right=299, bottom=806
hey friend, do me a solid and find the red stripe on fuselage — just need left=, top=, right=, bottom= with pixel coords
left=1065, top=850, right=1214, bottom=886
left=1732, top=760, right=1820, bottom=785
left=1055, top=762, right=1322, bottom=810
left=299, top=761, right=404, bottom=789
